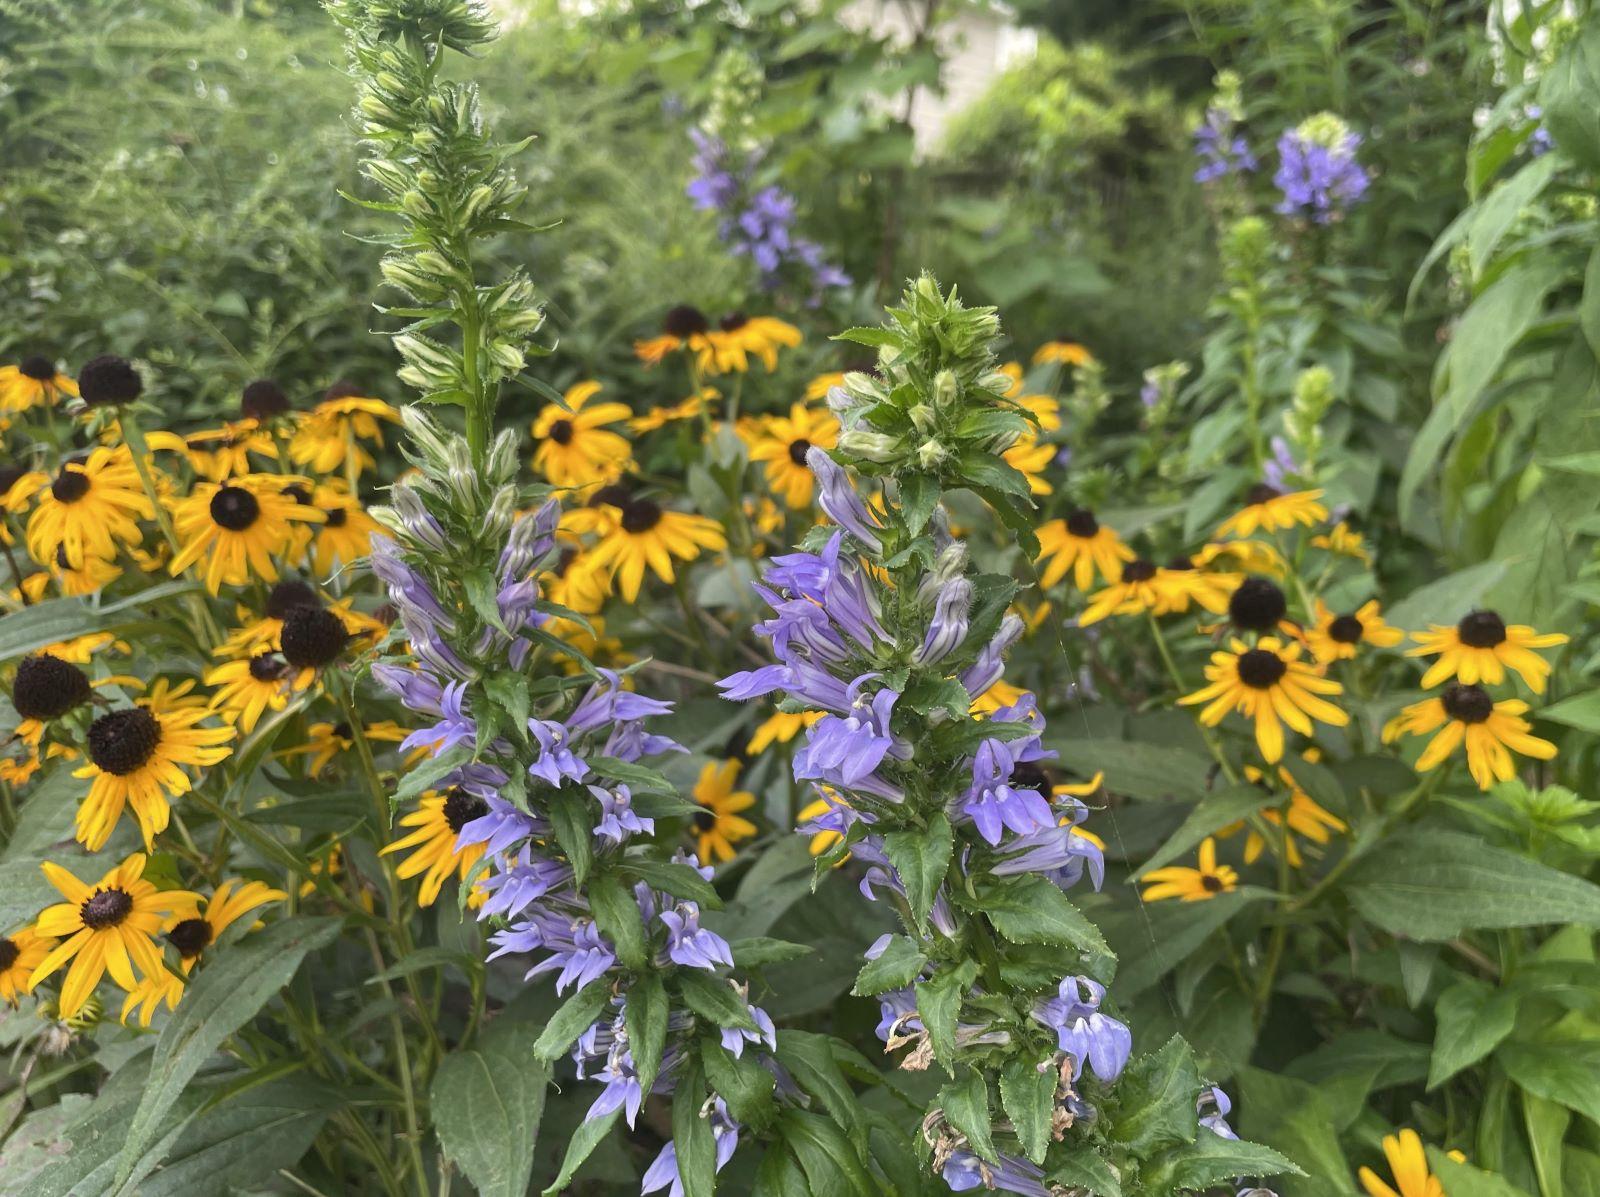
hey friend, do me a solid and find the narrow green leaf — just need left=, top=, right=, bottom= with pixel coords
left=852, top=935, right=927, bottom=996
left=1430, top=980, right=1518, bottom=1089
left=587, top=872, right=647, bottom=970
left=1001, top=1057, right=1056, bottom=1165
left=941, top=1069, right=997, bottom=1163
left=620, top=858, right=723, bottom=910
left=628, top=973, right=669, bottom=1096
left=532, top=981, right=611, bottom=1062
left=1110, top=1035, right=1201, bottom=1154
left=542, top=1107, right=619, bottom=1195
left=678, top=971, right=756, bottom=1031
left=884, top=812, right=951, bottom=934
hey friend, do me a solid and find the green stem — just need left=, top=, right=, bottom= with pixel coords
left=1148, top=615, right=1239, bottom=783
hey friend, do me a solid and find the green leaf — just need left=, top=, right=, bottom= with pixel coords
left=1110, top=1035, right=1201, bottom=1154
left=955, top=450, right=1032, bottom=499
left=1042, top=736, right=1214, bottom=802
left=547, top=790, right=593, bottom=887
left=1500, top=1040, right=1600, bottom=1125
left=729, top=936, right=813, bottom=968
left=587, top=872, right=648, bottom=970
left=481, top=671, right=532, bottom=742
left=542, top=1107, right=619, bottom=1195
left=628, top=973, right=669, bottom=1096
left=114, top=917, right=342, bottom=1189
left=1149, top=1129, right=1305, bottom=1191
left=673, top=1053, right=716, bottom=1197
left=1525, top=1091, right=1570, bottom=1197
left=1344, top=828, right=1600, bottom=940
left=1000, top=1057, right=1055, bottom=1165
left=884, top=812, right=951, bottom=934
left=852, top=935, right=927, bottom=996
left=1582, top=243, right=1600, bottom=361
left=1102, top=889, right=1265, bottom=996
left=1384, top=561, right=1512, bottom=634
left=774, top=1031, right=866, bottom=1152
left=918, top=960, right=979, bottom=1071
left=1049, top=1148, right=1124, bottom=1197
left=977, top=874, right=1109, bottom=955
left=704, top=1043, right=778, bottom=1129
left=941, top=1069, right=997, bottom=1163
left=619, top=858, right=723, bottom=909
left=533, top=980, right=611, bottom=1061
left=678, top=971, right=756, bottom=1031
left=431, top=1020, right=551, bottom=1197
left=1539, top=18, right=1600, bottom=169
left=1430, top=980, right=1519, bottom=1089
left=1236, top=1068, right=1351, bottom=1197
left=899, top=472, right=940, bottom=536
left=1539, top=691, right=1600, bottom=735
left=780, top=1109, right=875, bottom=1197
left=833, top=326, right=902, bottom=349
left=1133, top=784, right=1275, bottom=879
left=1431, top=1148, right=1540, bottom=1197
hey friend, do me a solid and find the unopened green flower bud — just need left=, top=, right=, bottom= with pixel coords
left=484, top=484, right=517, bottom=538
left=487, top=341, right=525, bottom=374
left=839, top=429, right=902, bottom=463
left=400, top=190, right=432, bottom=220
left=909, top=403, right=937, bottom=433
left=933, top=370, right=959, bottom=410
left=916, top=439, right=948, bottom=469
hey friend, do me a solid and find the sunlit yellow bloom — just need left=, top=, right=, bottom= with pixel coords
left=1, top=468, right=47, bottom=517
left=1406, top=610, right=1567, bottom=694
left=22, top=543, right=122, bottom=599
left=1358, top=1129, right=1463, bottom=1197
left=1003, top=437, right=1055, bottom=496
left=73, top=696, right=235, bottom=851
left=38, top=631, right=124, bottom=665
left=168, top=476, right=326, bottom=594
left=287, top=386, right=398, bottom=476
left=1141, top=838, right=1238, bottom=902
left=164, top=879, right=286, bottom=974
left=1036, top=510, right=1135, bottom=591
left=182, top=423, right=276, bottom=481
left=1383, top=684, right=1556, bottom=790
left=748, top=709, right=824, bottom=755
left=0, top=925, right=53, bottom=1005
left=971, top=679, right=1027, bottom=716
left=1223, top=758, right=1346, bottom=866
left=278, top=718, right=408, bottom=776
left=120, top=971, right=184, bottom=1027
left=1079, top=558, right=1232, bottom=625
left=204, top=654, right=297, bottom=732
left=542, top=550, right=610, bottom=616
left=0, top=356, right=77, bottom=411
left=1180, top=637, right=1347, bottom=763
left=585, top=498, right=727, bottom=603
left=381, top=789, right=489, bottom=907
left=1311, top=521, right=1370, bottom=563
left=804, top=372, right=846, bottom=402
left=25, top=449, right=153, bottom=566
left=691, top=760, right=758, bottom=864
left=630, top=388, right=716, bottom=433
left=1304, top=599, right=1403, bottom=663
left=312, top=486, right=383, bottom=577
left=1193, top=539, right=1284, bottom=578
left=634, top=305, right=717, bottom=367
left=1033, top=340, right=1095, bottom=368
left=30, top=853, right=197, bottom=1018
left=1216, top=484, right=1328, bottom=538
left=699, top=314, right=802, bottom=375
left=748, top=403, right=840, bottom=509
left=531, top=381, right=634, bottom=490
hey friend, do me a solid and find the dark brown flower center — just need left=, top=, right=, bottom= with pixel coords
left=442, top=786, right=489, bottom=833
left=81, top=887, right=134, bottom=929
left=1200, top=874, right=1224, bottom=892
left=1245, top=483, right=1282, bottom=506
left=88, top=708, right=162, bottom=775
left=1328, top=614, right=1364, bottom=644
left=719, top=312, right=749, bottom=332
left=588, top=483, right=632, bottom=510
left=548, top=418, right=575, bottom=446
left=12, top=653, right=91, bottom=721
left=620, top=499, right=662, bottom=534
left=1065, top=509, right=1099, bottom=538
left=266, top=580, right=320, bottom=620
left=283, top=484, right=312, bottom=505
left=787, top=438, right=813, bottom=466
left=1165, top=555, right=1194, bottom=571
left=167, top=917, right=213, bottom=957
left=280, top=606, right=349, bottom=670
left=323, top=380, right=363, bottom=403
left=240, top=378, right=290, bottom=421
left=0, top=937, right=18, bottom=970
left=1123, top=559, right=1157, bottom=583
left=692, top=808, right=717, bottom=831
left=1441, top=683, right=1494, bottom=724
left=209, top=485, right=261, bottom=531
left=1457, top=610, right=1507, bottom=649
left=19, top=355, right=55, bottom=381
left=51, top=468, right=90, bottom=503
left=77, top=354, right=142, bottom=407
left=662, top=305, right=709, bottom=338
left=248, top=654, right=289, bottom=682
left=323, top=506, right=348, bottom=528
left=332, top=721, right=352, bottom=740
left=1229, top=577, right=1287, bottom=632
left=1009, top=761, right=1052, bottom=793
left=1236, top=648, right=1287, bottom=689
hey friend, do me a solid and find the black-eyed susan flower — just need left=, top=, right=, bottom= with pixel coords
left=691, top=760, right=758, bottom=864
left=1079, top=558, right=1232, bottom=625
left=165, top=878, right=286, bottom=974
left=1140, top=837, right=1238, bottom=902
left=0, top=355, right=77, bottom=412
left=168, top=476, right=326, bottom=594
left=700, top=313, right=802, bottom=375
left=1311, top=520, right=1370, bottom=563
left=380, top=788, right=489, bottom=906
left=804, top=371, right=846, bottom=402
left=239, top=378, right=292, bottom=423
left=30, top=852, right=197, bottom=1018
left=216, top=579, right=327, bottom=658
left=1383, top=683, right=1556, bottom=790
left=75, top=354, right=143, bottom=408
left=747, top=402, right=840, bottom=509
left=120, top=971, right=184, bottom=1027
left=1358, top=1129, right=1463, bottom=1197
left=1227, top=758, right=1346, bottom=866
left=586, top=497, right=727, bottom=603
left=22, top=542, right=122, bottom=600
left=287, top=383, right=399, bottom=477
left=634, top=305, right=716, bottom=367
left=280, top=604, right=356, bottom=684
left=1032, top=339, right=1094, bottom=368
left=73, top=697, right=235, bottom=851
left=1179, top=636, right=1348, bottom=763
left=747, top=709, right=824, bottom=755
left=204, top=654, right=295, bottom=732
left=311, top=486, right=383, bottom=577
left=628, top=388, right=715, bottom=434
left=182, top=424, right=276, bottom=482
left=1306, top=598, right=1403, bottom=664
left=1215, top=483, right=1328, bottom=538
left=1407, top=610, right=1567, bottom=694
left=1003, top=436, right=1056, bottom=497
left=278, top=718, right=408, bottom=775
left=1036, top=509, right=1135, bottom=591
left=10, top=652, right=93, bottom=726
left=1226, top=575, right=1290, bottom=634
left=1193, top=538, right=1284, bottom=578
left=25, top=449, right=153, bottom=566
left=0, top=925, right=53, bottom=1005
left=531, top=381, right=634, bottom=490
